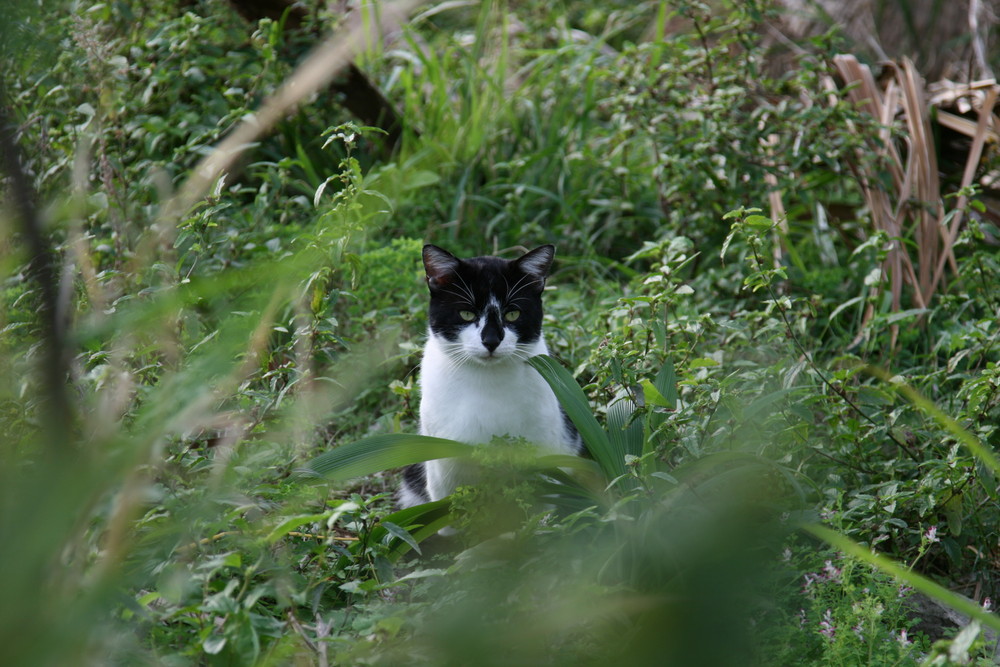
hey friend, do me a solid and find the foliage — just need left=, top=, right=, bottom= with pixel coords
left=2, top=0, right=1000, bottom=665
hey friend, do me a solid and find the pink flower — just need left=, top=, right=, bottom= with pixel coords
left=819, top=609, right=836, bottom=640
left=897, top=629, right=911, bottom=646
left=924, top=526, right=939, bottom=543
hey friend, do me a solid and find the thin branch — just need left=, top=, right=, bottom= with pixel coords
left=749, top=242, right=922, bottom=464
left=0, top=85, right=74, bottom=449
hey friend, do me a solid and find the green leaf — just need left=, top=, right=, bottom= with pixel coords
left=264, top=513, right=331, bottom=544
left=403, top=170, right=441, bottom=190
left=528, top=355, right=623, bottom=482
left=203, top=634, right=227, bottom=655
left=745, top=214, right=774, bottom=230
left=300, top=434, right=474, bottom=481
left=606, top=396, right=644, bottom=458
left=363, top=500, right=452, bottom=561
left=380, top=521, right=422, bottom=555
left=741, top=387, right=807, bottom=423
left=944, top=493, right=963, bottom=537
left=828, top=295, right=865, bottom=322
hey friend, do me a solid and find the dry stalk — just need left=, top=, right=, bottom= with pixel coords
left=159, top=0, right=421, bottom=239
left=828, top=54, right=998, bottom=349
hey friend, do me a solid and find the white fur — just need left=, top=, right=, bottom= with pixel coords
left=418, top=325, right=574, bottom=503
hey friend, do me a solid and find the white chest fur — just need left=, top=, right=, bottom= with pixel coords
left=418, top=331, right=572, bottom=501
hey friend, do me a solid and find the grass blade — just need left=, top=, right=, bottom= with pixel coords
left=300, top=434, right=473, bottom=480
left=868, top=366, right=1000, bottom=475
left=806, top=524, right=1000, bottom=634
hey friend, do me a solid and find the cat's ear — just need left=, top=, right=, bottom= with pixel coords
left=514, top=245, right=555, bottom=282
left=423, top=244, right=460, bottom=288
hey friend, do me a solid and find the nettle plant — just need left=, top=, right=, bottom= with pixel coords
left=722, top=207, right=1000, bottom=597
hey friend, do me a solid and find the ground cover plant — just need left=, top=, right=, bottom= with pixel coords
left=2, top=0, right=1000, bottom=664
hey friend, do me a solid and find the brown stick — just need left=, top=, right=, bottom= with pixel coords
left=929, top=84, right=998, bottom=299
left=226, top=0, right=406, bottom=153
left=0, top=88, right=75, bottom=448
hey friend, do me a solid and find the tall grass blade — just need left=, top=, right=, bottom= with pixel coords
left=301, top=434, right=473, bottom=480
left=806, top=524, right=1000, bottom=633
left=868, top=366, right=1000, bottom=475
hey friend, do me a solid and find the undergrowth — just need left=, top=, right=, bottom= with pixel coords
left=2, top=0, right=1000, bottom=664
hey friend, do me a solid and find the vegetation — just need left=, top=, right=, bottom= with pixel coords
left=2, top=0, right=999, bottom=664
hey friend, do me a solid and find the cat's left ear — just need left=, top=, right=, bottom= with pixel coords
left=423, top=244, right=461, bottom=289
left=514, top=245, right=555, bottom=283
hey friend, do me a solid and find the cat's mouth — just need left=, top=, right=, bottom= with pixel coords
left=474, top=348, right=509, bottom=363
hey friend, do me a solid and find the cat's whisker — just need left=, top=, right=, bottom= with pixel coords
left=441, top=287, right=474, bottom=306
left=454, top=273, right=477, bottom=305
left=505, top=272, right=539, bottom=303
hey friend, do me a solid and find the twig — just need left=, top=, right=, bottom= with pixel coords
left=180, top=529, right=358, bottom=552
left=0, top=84, right=74, bottom=448
left=749, top=242, right=922, bottom=464
left=780, top=408, right=879, bottom=475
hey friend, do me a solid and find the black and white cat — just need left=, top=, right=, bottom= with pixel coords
left=398, top=244, right=583, bottom=508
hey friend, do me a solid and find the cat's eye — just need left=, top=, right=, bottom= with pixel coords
left=504, top=310, right=520, bottom=322
left=459, top=310, right=476, bottom=322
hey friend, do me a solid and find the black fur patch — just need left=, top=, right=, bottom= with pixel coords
left=400, top=463, right=430, bottom=504
left=422, top=245, right=554, bottom=346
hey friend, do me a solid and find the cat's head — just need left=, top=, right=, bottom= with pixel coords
left=422, top=244, right=554, bottom=363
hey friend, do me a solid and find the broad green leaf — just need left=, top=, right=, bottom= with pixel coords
left=742, top=386, right=808, bottom=423
left=606, top=396, right=644, bottom=458
left=203, top=635, right=227, bottom=655
left=301, top=434, right=474, bottom=481
left=944, top=493, right=963, bottom=537
left=745, top=214, right=774, bottom=230
left=403, top=170, right=441, bottom=190
left=528, top=355, right=623, bottom=482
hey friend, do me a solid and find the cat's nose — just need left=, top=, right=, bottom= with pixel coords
left=482, top=331, right=502, bottom=352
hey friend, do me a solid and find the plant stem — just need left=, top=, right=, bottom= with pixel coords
left=0, top=86, right=75, bottom=450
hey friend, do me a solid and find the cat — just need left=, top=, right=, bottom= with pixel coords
left=398, top=244, right=583, bottom=509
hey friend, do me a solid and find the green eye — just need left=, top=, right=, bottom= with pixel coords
left=504, top=310, right=520, bottom=322
left=459, top=310, right=476, bottom=322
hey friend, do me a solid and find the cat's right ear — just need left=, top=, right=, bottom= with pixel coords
left=422, top=244, right=460, bottom=289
